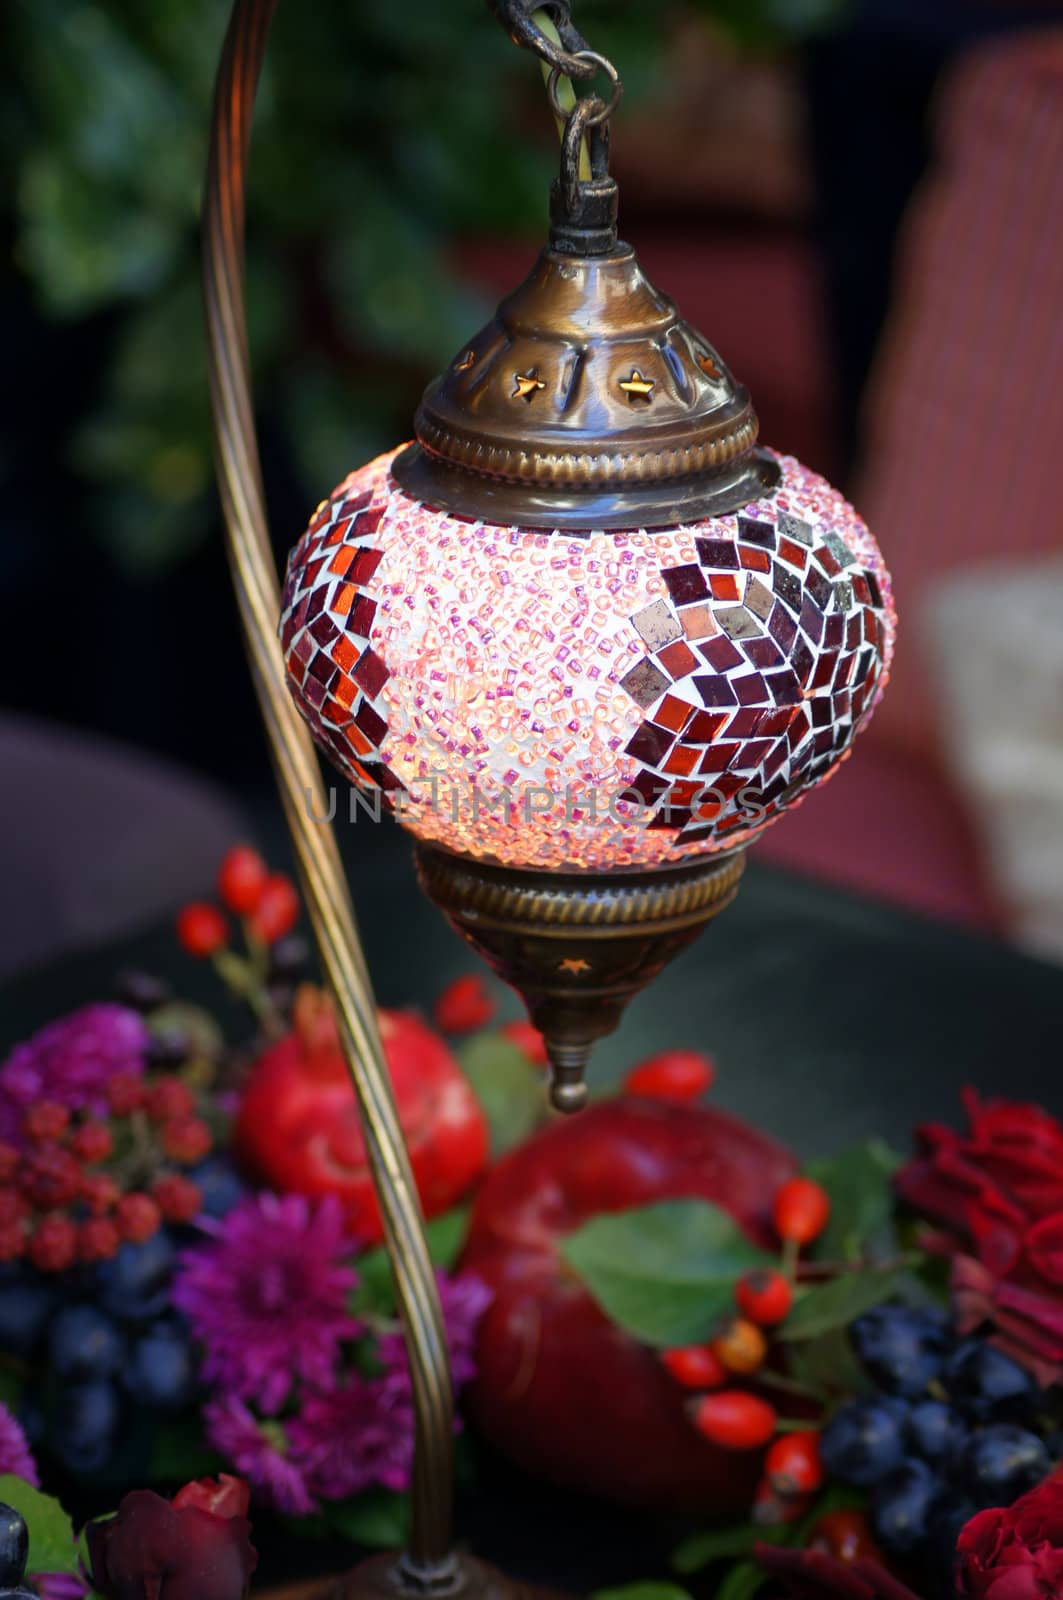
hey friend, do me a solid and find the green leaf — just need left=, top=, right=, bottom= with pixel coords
left=0, top=1369, right=24, bottom=1412
left=458, top=1033, right=546, bottom=1157
left=595, top=1585, right=693, bottom=1600
left=780, top=1266, right=909, bottom=1342
left=0, top=1477, right=78, bottom=1578
left=560, top=1200, right=772, bottom=1348
left=353, top=1205, right=471, bottom=1317
left=147, top=1416, right=224, bottom=1484
left=807, top=1142, right=902, bottom=1264
left=672, top=1525, right=766, bottom=1574
left=325, top=1489, right=410, bottom=1550
left=714, top=1561, right=768, bottom=1600
left=786, top=1325, right=873, bottom=1401
left=423, top=1205, right=471, bottom=1272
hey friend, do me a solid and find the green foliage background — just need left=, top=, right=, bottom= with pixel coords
left=5, top=0, right=841, bottom=576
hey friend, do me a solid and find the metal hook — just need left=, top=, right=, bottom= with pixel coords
left=547, top=48, right=622, bottom=127
left=484, top=0, right=595, bottom=79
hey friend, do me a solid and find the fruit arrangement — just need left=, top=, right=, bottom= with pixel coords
left=2, top=843, right=1063, bottom=1598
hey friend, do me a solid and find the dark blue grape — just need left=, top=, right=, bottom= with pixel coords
left=820, top=1396, right=907, bottom=1486
left=49, top=1305, right=124, bottom=1383
left=851, top=1304, right=949, bottom=1397
left=97, top=1233, right=175, bottom=1322
left=871, top=1458, right=941, bottom=1554
left=961, top=1424, right=1050, bottom=1507
left=186, top=1158, right=244, bottom=1220
left=0, top=1278, right=56, bottom=1358
left=52, top=1380, right=121, bottom=1476
left=943, top=1339, right=1036, bottom=1419
left=905, top=1399, right=968, bottom=1464
left=0, top=1505, right=27, bottom=1586
left=125, top=1321, right=196, bottom=1410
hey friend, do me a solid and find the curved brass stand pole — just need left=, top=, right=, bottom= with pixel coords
left=201, top=0, right=455, bottom=1582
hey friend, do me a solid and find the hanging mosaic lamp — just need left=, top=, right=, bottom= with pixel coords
left=280, top=15, right=895, bottom=1112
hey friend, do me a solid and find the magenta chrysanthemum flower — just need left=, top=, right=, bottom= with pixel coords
left=289, top=1376, right=412, bottom=1499
left=0, top=1004, right=148, bottom=1138
left=33, top=1575, right=89, bottom=1600
left=173, top=1192, right=360, bottom=1413
left=290, top=1270, right=492, bottom=1501
left=377, top=1271, right=492, bottom=1390
left=0, top=1402, right=39, bottom=1486
left=204, top=1396, right=318, bottom=1516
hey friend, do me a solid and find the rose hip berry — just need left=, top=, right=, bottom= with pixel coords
left=23, top=1102, right=71, bottom=1143
left=773, top=1176, right=831, bottom=1246
left=106, top=1074, right=146, bottom=1115
left=78, top=1216, right=121, bottom=1263
left=81, top=1172, right=121, bottom=1216
left=623, top=1049, right=716, bottom=1103
left=713, top=1317, right=768, bottom=1376
left=500, top=1019, right=549, bottom=1067
left=20, top=1145, right=82, bottom=1209
left=736, top=1268, right=794, bottom=1327
left=661, top=1344, right=727, bottom=1391
left=69, top=1122, right=115, bottom=1164
left=160, top=1117, right=212, bottom=1165
left=176, top=902, right=229, bottom=958
left=218, top=845, right=269, bottom=915
left=29, top=1214, right=78, bottom=1272
left=691, top=1390, right=777, bottom=1450
left=0, top=1145, right=19, bottom=1184
left=434, top=975, right=495, bottom=1034
left=153, top=1174, right=203, bottom=1224
left=146, top=1079, right=196, bottom=1122
left=248, top=874, right=300, bottom=944
left=765, top=1431, right=824, bottom=1496
left=0, top=1190, right=28, bottom=1227
left=115, top=1193, right=162, bottom=1244
left=809, top=1508, right=882, bottom=1565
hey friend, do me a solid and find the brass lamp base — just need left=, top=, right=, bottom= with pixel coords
left=414, top=844, right=745, bottom=1110
left=325, top=1554, right=565, bottom=1600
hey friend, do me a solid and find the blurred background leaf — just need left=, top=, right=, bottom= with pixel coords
left=4, top=0, right=844, bottom=577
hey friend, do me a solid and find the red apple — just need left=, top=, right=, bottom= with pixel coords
left=235, top=986, right=489, bottom=1244
left=459, top=1095, right=797, bottom=1512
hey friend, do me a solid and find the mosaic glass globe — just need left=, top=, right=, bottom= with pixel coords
left=280, top=284, right=895, bottom=873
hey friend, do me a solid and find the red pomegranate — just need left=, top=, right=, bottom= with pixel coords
left=459, top=1096, right=797, bottom=1512
left=235, top=986, right=489, bottom=1244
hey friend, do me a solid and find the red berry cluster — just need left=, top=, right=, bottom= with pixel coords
left=0, top=1074, right=213, bottom=1272
left=176, top=845, right=300, bottom=960
left=660, top=1174, right=833, bottom=1524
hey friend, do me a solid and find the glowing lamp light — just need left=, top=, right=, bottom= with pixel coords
left=279, top=63, right=894, bottom=1111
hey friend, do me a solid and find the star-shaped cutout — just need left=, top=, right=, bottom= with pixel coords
left=455, top=348, right=475, bottom=372
left=697, top=351, right=721, bottom=379
left=512, top=370, right=546, bottom=401
left=619, top=369, right=655, bottom=402
left=559, top=957, right=591, bottom=974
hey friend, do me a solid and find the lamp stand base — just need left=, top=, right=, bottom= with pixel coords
left=414, top=844, right=746, bottom=1111
left=323, top=1553, right=566, bottom=1600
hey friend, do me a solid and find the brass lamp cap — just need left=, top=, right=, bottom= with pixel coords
left=393, top=242, right=780, bottom=530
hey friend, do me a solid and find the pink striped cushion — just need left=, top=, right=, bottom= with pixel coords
left=856, top=29, right=1063, bottom=762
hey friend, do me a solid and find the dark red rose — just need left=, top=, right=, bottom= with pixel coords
left=171, top=1475, right=251, bottom=1519
left=754, top=1542, right=921, bottom=1599
left=957, top=1467, right=1063, bottom=1598
left=896, top=1090, right=1063, bottom=1384
left=87, top=1485, right=257, bottom=1600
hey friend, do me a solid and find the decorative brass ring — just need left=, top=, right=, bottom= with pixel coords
left=413, top=847, right=746, bottom=932
left=414, top=407, right=759, bottom=487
